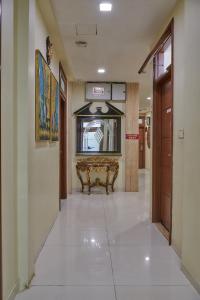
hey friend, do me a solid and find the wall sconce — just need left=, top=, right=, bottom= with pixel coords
left=46, top=36, right=53, bottom=65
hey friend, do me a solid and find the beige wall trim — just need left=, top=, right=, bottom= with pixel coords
left=181, top=264, right=200, bottom=295
left=125, top=83, right=139, bottom=192
left=7, top=282, right=19, bottom=300
left=37, top=0, right=74, bottom=81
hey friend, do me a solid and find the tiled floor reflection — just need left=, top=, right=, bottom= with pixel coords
left=15, top=170, right=200, bottom=300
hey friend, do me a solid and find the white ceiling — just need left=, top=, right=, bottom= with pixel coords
left=50, top=0, right=177, bottom=108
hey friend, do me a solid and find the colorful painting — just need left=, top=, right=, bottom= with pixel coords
left=50, top=73, right=59, bottom=141
left=35, top=50, right=51, bottom=141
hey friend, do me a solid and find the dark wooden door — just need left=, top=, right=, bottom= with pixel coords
left=139, top=126, right=145, bottom=169
left=59, top=96, right=67, bottom=202
left=160, top=78, right=172, bottom=231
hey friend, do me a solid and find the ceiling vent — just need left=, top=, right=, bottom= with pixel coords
left=75, top=40, right=88, bottom=48
left=75, top=24, right=98, bottom=36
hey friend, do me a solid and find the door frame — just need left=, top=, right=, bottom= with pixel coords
left=152, top=20, right=174, bottom=244
left=59, top=63, right=67, bottom=209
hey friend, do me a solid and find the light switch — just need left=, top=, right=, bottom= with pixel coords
left=178, top=129, right=184, bottom=139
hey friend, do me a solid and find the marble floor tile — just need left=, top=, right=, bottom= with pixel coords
left=116, top=286, right=200, bottom=300
left=32, top=245, right=113, bottom=286
left=15, top=170, right=200, bottom=300
left=16, top=286, right=116, bottom=300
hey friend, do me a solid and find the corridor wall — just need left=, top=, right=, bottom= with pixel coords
left=150, top=0, right=185, bottom=256
left=28, top=0, right=60, bottom=277
left=1, top=1, right=18, bottom=299
left=151, top=0, right=200, bottom=291
left=2, top=0, right=71, bottom=298
left=181, top=0, right=200, bottom=290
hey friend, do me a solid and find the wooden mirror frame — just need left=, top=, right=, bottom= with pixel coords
left=74, top=102, right=124, bottom=156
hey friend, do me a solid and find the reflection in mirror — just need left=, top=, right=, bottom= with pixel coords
left=74, top=102, right=123, bottom=156
left=82, top=119, right=117, bottom=152
left=76, top=116, right=121, bottom=155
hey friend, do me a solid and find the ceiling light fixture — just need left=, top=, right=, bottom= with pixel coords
left=145, top=256, right=150, bottom=262
left=98, top=68, right=106, bottom=74
left=146, top=97, right=151, bottom=100
left=99, top=2, right=112, bottom=12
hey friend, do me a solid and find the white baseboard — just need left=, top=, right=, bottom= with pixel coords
left=181, top=264, right=200, bottom=295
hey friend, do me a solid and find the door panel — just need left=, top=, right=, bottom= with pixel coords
left=59, top=98, right=67, bottom=200
left=152, top=21, right=173, bottom=244
left=161, top=140, right=171, bottom=167
left=160, top=79, right=172, bottom=231
left=161, top=81, right=172, bottom=109
left=161, top=110, right=172, bottom=138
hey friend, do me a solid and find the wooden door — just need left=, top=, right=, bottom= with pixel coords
left=160, top=78, right=172, bottom=231
left=59, top=96, right=67, bottom=201
left=151, top=21, right=173, bottom=243
left=139, top=126, right=145, bottom=169
left=59, top=64, right=67, bottom=209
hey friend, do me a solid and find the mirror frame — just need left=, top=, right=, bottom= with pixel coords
left=76, top=116, right=122, bottom=156
left=74, top=102, right=124, bottom=156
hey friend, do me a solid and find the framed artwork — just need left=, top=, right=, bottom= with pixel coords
left=85, top=82, right=111, bottom=101
left=50, top=73, right=59, bottom=141
left=35, top=50, right=51, bottom=141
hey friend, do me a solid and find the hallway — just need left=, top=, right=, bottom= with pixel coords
left=16, top=171, right=200, bottom=300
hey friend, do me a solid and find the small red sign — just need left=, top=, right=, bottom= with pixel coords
left=126, top=134, right=139, bottom=140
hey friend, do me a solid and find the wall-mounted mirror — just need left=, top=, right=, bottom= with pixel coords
left=74, top=102, right=124, bottom=156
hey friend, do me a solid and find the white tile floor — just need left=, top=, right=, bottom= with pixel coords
left=16, top=170, right=200, bottom=299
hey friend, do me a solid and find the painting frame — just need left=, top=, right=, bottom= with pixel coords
left=50, top=73, right=59, bottom=142
left=35, top=49, right=51, bottom=141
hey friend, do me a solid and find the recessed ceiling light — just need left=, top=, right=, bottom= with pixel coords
left=145, top=256, right=150, bottom=262
left=100, top=2, right=112, bottom=12
left=98, top=68, right=106, bottom=73
left=146, top=97, right=151, bottom=100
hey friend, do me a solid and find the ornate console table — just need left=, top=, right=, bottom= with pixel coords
left=76, top=157, right=119, bottom=195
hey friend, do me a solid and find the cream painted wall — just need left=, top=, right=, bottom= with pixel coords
left=1, top=1, right=18, bottom=299
left=171, top=0, right=185, bottom=256
left=28, top=0, right=60, bottom=276
left=3, top=0, right=71, bottom=296
left=1, top=0, right=71, bottom=297
left=15, top=0, right=30, bottom=289
left=181, top=0, right=200, bottom=289
left=150, top=0, right=200, bottom=290
left=70, top=82, right=126, bottom=192
left=149, top=0, right=186, bottom=255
